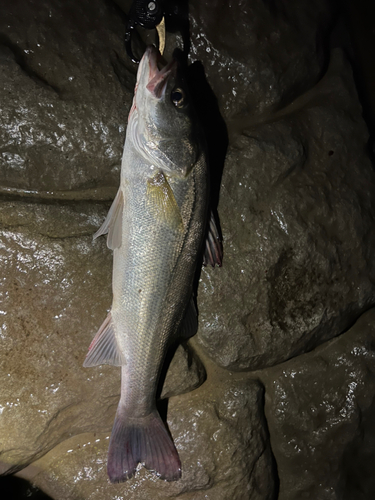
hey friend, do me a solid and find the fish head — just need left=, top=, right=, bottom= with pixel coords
left=130, top=45, right=199, bottom=178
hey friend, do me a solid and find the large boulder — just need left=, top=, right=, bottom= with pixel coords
left=262, top=308, right=375, bottom=500
left=182, top=0, right=335, bottom=119
left=0, top=0, right=133, bottom=195
left=196, top=49, right=375, bottom=370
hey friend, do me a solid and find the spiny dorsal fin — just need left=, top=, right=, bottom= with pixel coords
left=83, top=312, right=125, bottom=367
left=146, top=171, right=183, bottom=230
left=94, top=189, right=124, bottom=250
left=203, top=211, right=223, bottom=267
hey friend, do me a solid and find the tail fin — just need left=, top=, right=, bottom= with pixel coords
left=107, top=409, right=181, bottom=483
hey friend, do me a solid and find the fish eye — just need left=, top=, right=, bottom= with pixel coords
left=171, top=88, right=185, bottom=108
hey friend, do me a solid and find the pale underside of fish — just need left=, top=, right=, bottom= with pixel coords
left=83, top=46, right=222, bottom=483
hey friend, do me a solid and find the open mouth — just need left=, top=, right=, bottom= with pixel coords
left=145, top=46, right=176, bottom=98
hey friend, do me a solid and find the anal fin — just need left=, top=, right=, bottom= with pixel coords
left=94, top=188, right=124, bottom=250
left=83, top=312, right=125, bottom=367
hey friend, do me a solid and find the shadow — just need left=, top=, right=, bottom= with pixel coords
left=187, top=60, right=228, bottom=287
left=0, top=475, right=52, bottom=500
left=164, top=0, right=190, bottom=56
left=156, top=341, right=179, bottom=404
left=157, top=394, right=170, bottom=423
left=342, top=0, right=375, bottom=164
left=155, top=343, right=176, bottom=443
left=257, top=385, right=280, bottom=500
left=186, top=60, right=228, bottom=214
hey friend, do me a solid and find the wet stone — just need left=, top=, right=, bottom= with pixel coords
left=18, top=376, right=276, bottom=500
left=163, top=0, right=335, bottom=120
left=262, top=308, right=375, bottom=500
left=196, top=49, right=375, bottom=370
left=0, top=199, right=115, bottom=472
left=0, top=0, right=135, bottom=195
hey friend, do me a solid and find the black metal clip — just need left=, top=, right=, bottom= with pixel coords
left=125, top=0, right=166, bottom=63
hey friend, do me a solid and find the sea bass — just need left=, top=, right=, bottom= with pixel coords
left=83, top=46, right=221, bottom=483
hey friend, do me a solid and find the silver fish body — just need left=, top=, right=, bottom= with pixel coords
left=114, top=132, right=207, bottom=415
left=84, top=46, right=209, bottom=483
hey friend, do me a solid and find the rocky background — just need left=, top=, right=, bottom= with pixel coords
left=1, top=0, right=375, bottom=499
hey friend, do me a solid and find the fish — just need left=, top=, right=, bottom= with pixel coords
left=83, top=45, right=222, bottom=483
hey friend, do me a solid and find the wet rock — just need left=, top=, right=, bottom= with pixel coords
left=196, top=49, right=375, bottom=370
left=180, top=0, right=334, bottom=120
left=0, top=0, right=134, bottom=195
left=0, top=199, right=115, bottom=473
left=0, top=200, right=206, bottom=473
left=262, top=307, right=375, bottom=500
left=18, top=376, right=276, bottom=500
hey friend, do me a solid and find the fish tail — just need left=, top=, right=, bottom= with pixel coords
left=107, top=407, right=181, bottom=483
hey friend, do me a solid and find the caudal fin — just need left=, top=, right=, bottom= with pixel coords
left=107, top=409, right=181, bottom=483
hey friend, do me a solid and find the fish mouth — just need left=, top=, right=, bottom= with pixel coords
left=143, top=45, right=176, bottom=99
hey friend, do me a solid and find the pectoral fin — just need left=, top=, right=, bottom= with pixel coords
left=146, top=171, right=183, bottom=230
left=94, top=189, right=124, bottom=250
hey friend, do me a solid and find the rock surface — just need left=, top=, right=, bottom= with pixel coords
left=262, top=308, right=375, bottom=500
left=178, top=0, right=334, bottom=120
left=0, top=0, right=134, bottom=196
left=0, top=200, right=115, bottom=472
left=196, top=49, right=375, bottom=370
left=18, top=375, right=276, bottom=500
left=160, top=344, right=206, bottom=399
